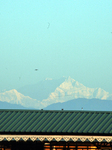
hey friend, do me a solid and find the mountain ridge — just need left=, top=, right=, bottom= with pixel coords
left=44, top=98, right=112, bottom=111
left=0, top=76, right=112, bottom=109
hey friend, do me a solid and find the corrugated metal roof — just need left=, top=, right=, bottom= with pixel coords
left=0, top=110, right=112, bottom=135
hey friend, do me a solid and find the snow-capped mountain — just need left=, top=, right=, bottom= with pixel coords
left=0, top=76, right=112, bottom=109
left=41, top=76, right=112, bottom=107
left=0, top=89, right=43, bottom=108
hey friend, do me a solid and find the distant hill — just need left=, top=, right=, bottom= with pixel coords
left=0, top=101, right=27, bottom=109
left=1, top=98, right=111, bottom=111
left=44, top=98, right=112, bottom=111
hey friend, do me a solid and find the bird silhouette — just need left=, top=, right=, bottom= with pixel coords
left=35, top=69, right=38, bottom=71
left=47, top=22, right=50, bottom=29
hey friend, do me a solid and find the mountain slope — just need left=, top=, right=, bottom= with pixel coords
left=44, top=98, right=112, bottom=111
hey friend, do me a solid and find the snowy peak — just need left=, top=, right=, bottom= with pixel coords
left=65, top=76, right=75, bottom=82
left=0, top=89, right=39, bottom=108
left=0, top=89, right=23, bottom=104
left=60, top=76, right=85, bottom=90
left=94, top=88, right=110, bottom=99
left=0, top=76, right=112, bottom=109
left=1, top=89, right=31, bottom=101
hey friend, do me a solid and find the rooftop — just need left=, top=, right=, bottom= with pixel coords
left=0, top=109, right=112, bottom=135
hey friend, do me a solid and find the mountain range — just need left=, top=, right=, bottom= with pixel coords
left=0, top=76, right=112, bottom=110
left=44, top=98, right=112, bottom=111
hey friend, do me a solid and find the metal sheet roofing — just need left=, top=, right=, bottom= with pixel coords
left=0, top=110, right=112, bottom=135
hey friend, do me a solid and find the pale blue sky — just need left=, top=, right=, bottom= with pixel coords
left=0, top=0, right=112, bottom=93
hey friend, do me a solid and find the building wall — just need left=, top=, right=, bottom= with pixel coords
left=0, top=141, right=112, bottom=150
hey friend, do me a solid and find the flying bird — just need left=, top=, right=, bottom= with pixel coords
left=47, top=22, right=50, bottom=29
left=35, top=69, right=38, bottom=71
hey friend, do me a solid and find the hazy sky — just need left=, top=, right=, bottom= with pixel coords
left=0, top=0, right=112, bottom=93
